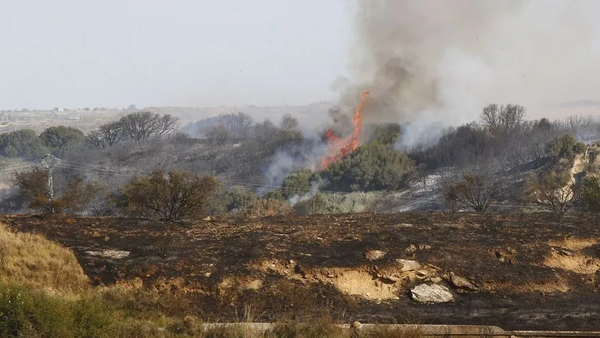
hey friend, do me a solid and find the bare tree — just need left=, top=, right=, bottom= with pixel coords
left=279, top=114, right=302, bottom=139
left=119, top=112, right=179, bottom=143
left=215, top=112, right=255, bottom=138
left=205, top=125, right=232, bottom=145
left=525, top=170, right=579, bottom=217
left=481, top=104, right=525, bottom=132
left=253, top=120, right=280, bottom=141
left=500, top=104, right=526, bottom=132
left=87, top=121, right=125, bottom=148
left=439, top=169, right=500, bottom=213
left=480, top=104, right=500, bottom=130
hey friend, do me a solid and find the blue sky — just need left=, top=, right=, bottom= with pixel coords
left=0, top=0, right=353, bottom=109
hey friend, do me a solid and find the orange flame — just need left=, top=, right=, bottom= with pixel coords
left=320, top=91, right=370, bottom=169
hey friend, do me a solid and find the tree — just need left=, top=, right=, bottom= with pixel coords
left=525, top=170, right=578, bottom=217
left=275, top=168, right=320, bottom=200
left=218, top=112, right=255, bottom=138
left=0, top=129, right=47, bottom=158
left=547, top=134, right=579, bottom=158
left=441, top=171, right=500, bottom=213
left=582, top=176, right=600, bottom=212
left=323, top=140, right=415, bottom=192
left=122, top=170, right=219, bottom=222
left=13, top=169, right=95, bottom=214
left=279, top=114, right=302, bottom=139
left=119, top=112, right=179, bottom=142
left=480, top=104, right=525, bottom=132
left=204, top=125, right=232, bottom=145
left=253, top=120, right=281, bottom=141
left=39, top=126, right=85, bottom=156
left=86, top=121, right=125, bottom=148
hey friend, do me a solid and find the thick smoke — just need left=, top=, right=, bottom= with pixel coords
left=263, top=0, right=600, bottom=188
left=335, top=0, right=600, bottom=147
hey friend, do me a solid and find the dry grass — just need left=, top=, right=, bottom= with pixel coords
left=548, top=237, right=598, bottom=251
left=544, top=251, right=600, bottom=275
left=545, top=237, right=600, bottom=274
left=0, top=223, right=90, bottom=293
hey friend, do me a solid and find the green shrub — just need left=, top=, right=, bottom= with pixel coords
left=205, top=186, right=259, bottom=215
left=547, top=134, right=578, bottom=159
left=0, top=284, right=117, bottom=338
left=0, top=129, right=47, bottom=158
left=322, top=141, right=415, bottom=192
left=122, top=170, right=220, bottom=221
left=583, top=177, right=600, bottom=212
left=294, top=192, right=379, bottom=215
left=39, top=126, right=85, bottom=157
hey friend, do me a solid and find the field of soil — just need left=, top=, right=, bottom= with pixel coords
left=3, top=212, right=600, bottom=331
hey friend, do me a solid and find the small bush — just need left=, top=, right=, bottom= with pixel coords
left=440, top=172, right=500, bottom=213
left=525, top=169, right=578, bottom=217
left=14, top=169, right=98, bottom=215
left=294, top=192, right=379, bottom=215
left=205, top=186, right=259, bottom=215
left=244, top=198, right=293, bottom=217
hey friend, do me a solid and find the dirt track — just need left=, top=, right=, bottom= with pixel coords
left=3, top=212, right=600, bottom=330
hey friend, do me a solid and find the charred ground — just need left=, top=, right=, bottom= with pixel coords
left=3, top=212, right=599, bottom=330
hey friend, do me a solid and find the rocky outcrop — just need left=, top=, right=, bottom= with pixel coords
left=446, top=272, right=479, bottom=291
left=411, top=284, right=454, bottom=304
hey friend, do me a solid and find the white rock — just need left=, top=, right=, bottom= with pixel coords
left=396, top=259, right=421, bottom=272
left=365, top=250, right=387, bottom=261
left=411, top=284, right=454, bottom=304
left=85, top=250, right=130, bottom=259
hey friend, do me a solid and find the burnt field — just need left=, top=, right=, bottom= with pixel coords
left=3, top=212, right=600, bottom=330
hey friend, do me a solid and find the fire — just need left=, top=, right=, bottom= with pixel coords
left=320, top=91, right=370, bottom=169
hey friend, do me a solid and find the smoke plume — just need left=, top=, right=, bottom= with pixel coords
left=335, top=0, right=600, bottom=147
left=262, top=0, right=600, bottom=189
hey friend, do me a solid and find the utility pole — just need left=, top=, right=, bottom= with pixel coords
left=39, top=154, right=60, bottom=212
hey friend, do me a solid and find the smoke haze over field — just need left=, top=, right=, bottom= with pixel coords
left=334, top=0, right=600, bottom=146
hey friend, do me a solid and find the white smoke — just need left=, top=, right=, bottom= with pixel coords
left=262, top=0, right=600, bottom=189
left=336, top=0, right=600, bottom=147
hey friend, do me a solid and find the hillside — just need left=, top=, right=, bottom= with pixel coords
left=4, top=212, right=599, bottom=331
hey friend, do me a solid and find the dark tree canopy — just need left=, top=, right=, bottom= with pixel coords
left=0, top=129, right=47, bottom=158
left=323, top=140, right=415, bottom=192
left=39, top=126, right=85, bottom=156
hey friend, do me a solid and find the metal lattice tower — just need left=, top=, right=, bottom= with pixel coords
left=39, top=154, right=60, bottom=203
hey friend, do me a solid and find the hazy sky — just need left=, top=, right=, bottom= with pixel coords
left=0, top=0, right=352, bottom=110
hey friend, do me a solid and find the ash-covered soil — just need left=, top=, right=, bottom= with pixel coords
left=3, top=212, right=600, bottom=330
